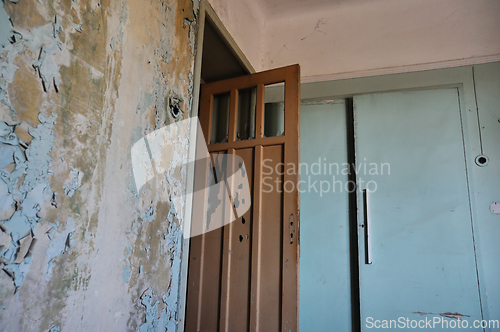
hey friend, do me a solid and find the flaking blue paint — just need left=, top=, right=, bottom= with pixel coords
left=136, top=211, right=183, bottom=331
left=4, top=26, right=63, bottom=112
left=0, top=2, right=15, bottom=50
left=0, top=143, right=20, bottom=168
left=0, top=0, right=70, bottom=296
left=1, top=114, right=57, bottom=287
left=1, top=211, right=32, bottom=263
left=31, top=15, right=64, bottom=92
left=0, top=122, right=27, bottom=193
left=45, top=217, right=75, bottom=281
left=52, top=15, right=62, bottom=39
left=33, top=44, right=61, bottom=92
left=20, top=113, right=57, bottom=193
left=162, top=223, right=182, bottom=331
left=123, top=246, right=132, bottom=283
left=3, top=256, right=32, bottom=288
left=123, top=259, right=131, bottom=283
left=144, top=205, right=155, bottom=223
left=46, top=221, right=60, bottom=240
left=1, top=10, right=66, bottom=113
left=21, top=182, right=52, bottom=220
left=62, top=169, right=83, bottom=197
left=1, top=0, right=200, bottom=330
left=137, top=287, right=169, bottom=332
left=0, top=176, right=14, bottom=213
left=72, top=22, right=82, bottom=33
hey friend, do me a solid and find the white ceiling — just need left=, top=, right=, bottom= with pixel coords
left=254, top=0, right=371, bottom=19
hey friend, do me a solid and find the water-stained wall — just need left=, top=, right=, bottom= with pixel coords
left=0, top=0, right=199, bottom=330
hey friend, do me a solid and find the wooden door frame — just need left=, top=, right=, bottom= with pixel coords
left=178, top=1, right=255, bottom=330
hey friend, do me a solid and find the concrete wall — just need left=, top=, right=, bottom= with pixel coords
left=209, top=0, right=500, bottom=82
left=0, top=0, right=198, bottom=330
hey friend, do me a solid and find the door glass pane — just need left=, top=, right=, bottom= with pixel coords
left=237, top=87, right=256, bottom=140
left=211, top=92, right=230, bottom=144
left=264, top=83, right=284, bottom=137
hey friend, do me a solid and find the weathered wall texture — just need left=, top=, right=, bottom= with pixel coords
left=0, top=0, right=198, bottom=330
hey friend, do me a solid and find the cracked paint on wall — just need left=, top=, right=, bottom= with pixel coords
left=0, top=0, right=199, bottom=330
left=137, top=287, right=170, bottom=332
left=1, top=112, right=57, bottom=291
left=45, top=217, right=75, bottom=281
left=135, top=223, right=183, bottom=331
left=0, top=2, right=70, bottom=116
left=62, top=169, right=83, bottom=197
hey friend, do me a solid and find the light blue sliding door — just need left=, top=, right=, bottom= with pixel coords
left=300, top=100, right=351, bottom=331
left=354, top=88, right=482, bottom=330
left=299, top=88, right=482, bottom=331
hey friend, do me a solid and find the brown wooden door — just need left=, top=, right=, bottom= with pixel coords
left=185, top=65, right=300, bottom=332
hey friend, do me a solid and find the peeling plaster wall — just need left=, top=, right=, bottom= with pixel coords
left=0, top=0, right=198, bottom=330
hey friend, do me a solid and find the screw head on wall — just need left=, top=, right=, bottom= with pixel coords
left=475, top=154, right=489, bottom=167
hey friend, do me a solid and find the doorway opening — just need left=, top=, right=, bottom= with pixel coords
left=178, top=2, right=254, bottom=330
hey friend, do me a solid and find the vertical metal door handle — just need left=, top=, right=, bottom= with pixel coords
left=363, top=189, right=372, bottom=264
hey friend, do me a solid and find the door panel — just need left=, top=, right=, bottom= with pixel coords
left=299, top=100, right=351, bottom=331
left=185, top=65, right=300, bottom=332
left=354, top=89, right=482, bottom=328
left=299, top=88, right=482, bottom=331
left=256, top=145, right=283, bottom=331
left=185, top=151, right=227, bottom=332
left=219, top=148, right=253, bottom=331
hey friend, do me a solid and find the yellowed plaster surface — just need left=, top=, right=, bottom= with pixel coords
left=0, top=0, right=199, bottom=330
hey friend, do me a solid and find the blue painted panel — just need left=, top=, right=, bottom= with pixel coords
left=354, top=89, right=482, bottom=330
left=469, top=62, right=500, bottom=329
left=299, top=100, right=351, bottom=331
